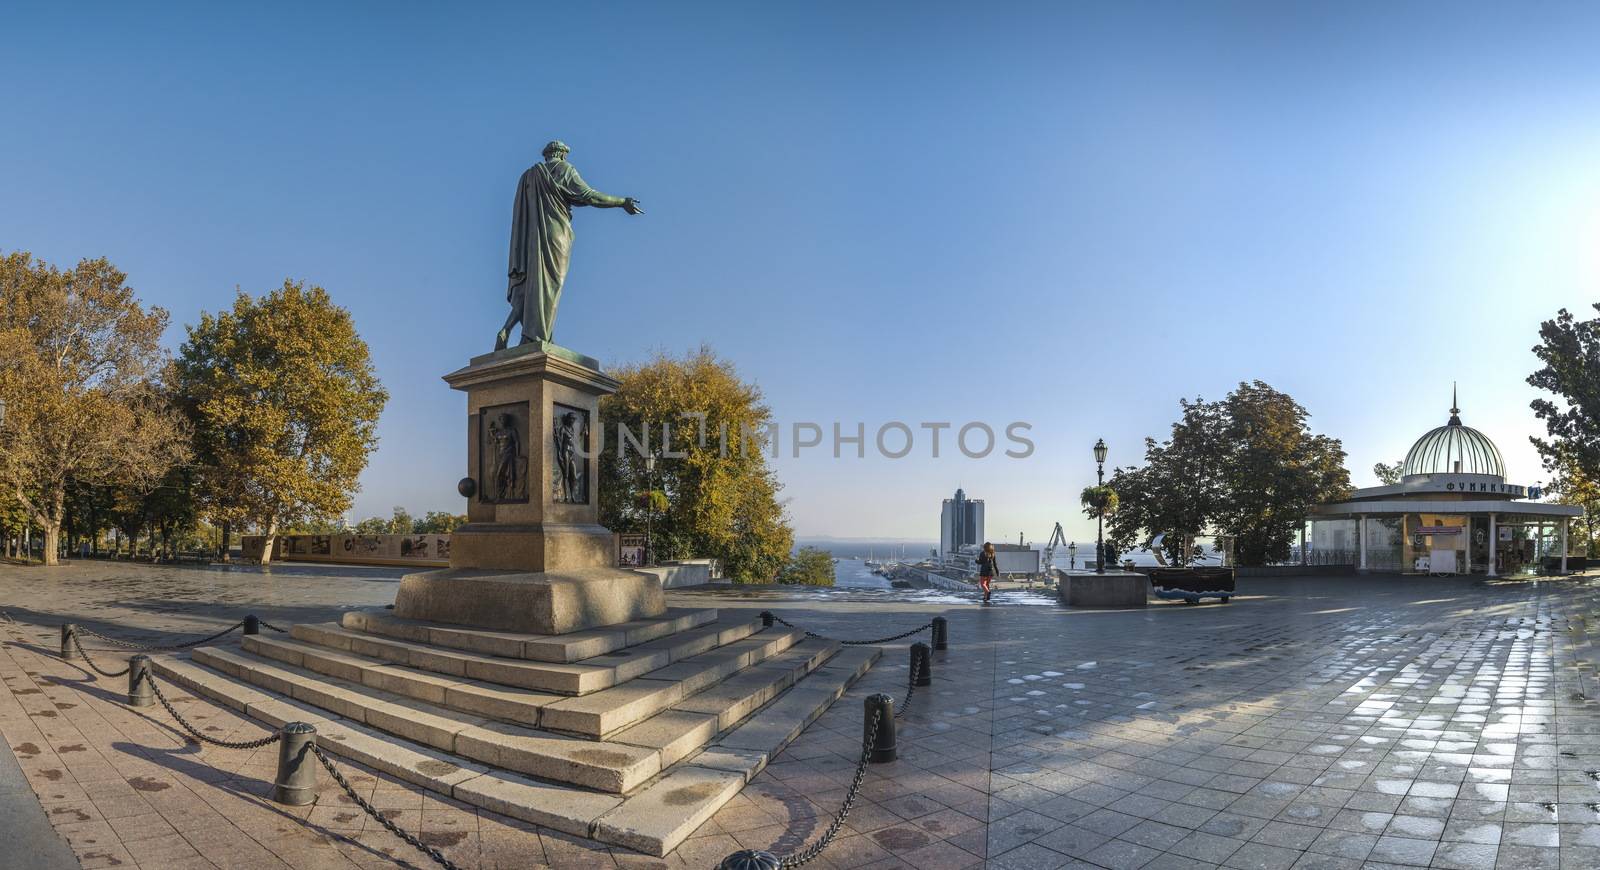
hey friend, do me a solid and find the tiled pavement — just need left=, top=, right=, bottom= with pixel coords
left=2, top=562, right=1600, bottom=869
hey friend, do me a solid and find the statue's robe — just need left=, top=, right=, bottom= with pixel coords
left=506, top=158, right=609, bottom=344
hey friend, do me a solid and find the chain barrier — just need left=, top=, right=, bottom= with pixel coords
left=137, top=669, right=450, bottom=869
left=138, top=670, right=283, bottom=750
left=896, top=655, right=920, bottom=720
left=75, top=620, right=249, bottom=652
left=764, top=613, right=933, bottom=646
left=259, top=620, right=288, bottom=633
left=309, top=743, right=460, bottom=870
left=777, top=703, right=882, bottom=867
left=69, top=632, right=131, bottom=677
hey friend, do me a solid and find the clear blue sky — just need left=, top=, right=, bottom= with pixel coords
left=6, top=2, right=1600, bottom=545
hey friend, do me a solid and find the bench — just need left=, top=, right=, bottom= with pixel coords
left=1148, top=567, right=1235, bottom=605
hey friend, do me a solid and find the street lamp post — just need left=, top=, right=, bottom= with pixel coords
left=1094, top=438, right=1108, bottom=574
left=643, top=451, right=657, bottom=567
left=1067, top=541, right=1076, bottom=570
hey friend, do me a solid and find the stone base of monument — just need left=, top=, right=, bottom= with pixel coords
left=393, top=567, right=667, bottom=635
left=146, top=605, right=878, bottom=856
left=1058, top=570, right=1149, bottom=607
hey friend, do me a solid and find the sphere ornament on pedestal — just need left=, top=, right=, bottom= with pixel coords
left=457, top=477, right=477, bottom=498
left=716, top=849, right=781, bottom=870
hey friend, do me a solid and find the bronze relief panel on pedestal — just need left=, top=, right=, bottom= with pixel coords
left=552, top=403, right=590, bottom=505
left=479, top=402, right=530, bottom=504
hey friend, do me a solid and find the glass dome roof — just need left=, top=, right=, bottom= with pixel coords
left=1402, top=390, right=1505, bottom=478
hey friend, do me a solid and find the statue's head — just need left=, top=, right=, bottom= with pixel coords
left=542, top=140, right=570, bottom=160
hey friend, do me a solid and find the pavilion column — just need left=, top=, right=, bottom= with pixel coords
left=1562, top=518, right=1569, bottom=574
left=1487, top=513, right=1498, bottom=577
left=1538, top=522, right=1545, bottom=574
left=1358, top=514, right=1368, bottom=572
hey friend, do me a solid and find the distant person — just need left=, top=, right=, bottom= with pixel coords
left=977, top=542, right=999, bottom=603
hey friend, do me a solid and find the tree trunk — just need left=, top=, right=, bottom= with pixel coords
left=257, top=517, right=277, bottom=566
left=38, top=487, right=65, bottom=566
left=41, top=520, right=61, bottom=566
left=219, top=521, right=231, bottom=562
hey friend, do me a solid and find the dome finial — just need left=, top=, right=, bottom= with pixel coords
left=1448, top=382, right=1461, bottom=426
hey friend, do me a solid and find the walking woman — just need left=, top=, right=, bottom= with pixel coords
left=977, top=542, right=999, bottom=604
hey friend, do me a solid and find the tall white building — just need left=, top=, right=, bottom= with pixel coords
left=939, top=488, right=985, bottom=560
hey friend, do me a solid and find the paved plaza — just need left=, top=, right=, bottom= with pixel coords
left=2, top=562, right=1599, bottom=869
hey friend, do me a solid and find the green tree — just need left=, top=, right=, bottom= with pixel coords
left=1107, top=397, right=1228, bottom=565
left=414, top=510, right=467, bottom=534
left=1373, top=461, right=1404, bottom=485
left=1529, top=305, right=1600, bottom=484
left=1213, top=382, right=1351, bottom=565
left=385, top=506, right=414, bottom=535
left=1109, top=382, right=1350, bottom=567
left=175, top=281, right=388, bottom=564
left=777, top=546, right=836, bottom=586
left=0, top=253, right=190, bottom=565
left=352, top=515, right=390, bottom=536
left=599, top=347, right=793, bottom=582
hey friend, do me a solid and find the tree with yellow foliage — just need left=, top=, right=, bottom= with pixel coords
left=175, top=281, right=387, bottom=564
left=0, top=253, right=190, bottom=565
left=600, top=347, right=793, bottom=582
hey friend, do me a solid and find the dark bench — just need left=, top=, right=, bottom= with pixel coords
left=1148, top=567, right=1235, bottom=604
left=1542, top=555, right=1588, bottom=574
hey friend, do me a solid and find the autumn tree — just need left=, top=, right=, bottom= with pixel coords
left=0, top=253, right=190, bottom=565
left=175, top=281, right=387, bottom=564
left=1546, top=455, right=1600, bottom=558
left=599, top=347, right=793, bottom=582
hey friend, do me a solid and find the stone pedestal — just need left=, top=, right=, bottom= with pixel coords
left=393, top=344, right=666, bottom=634
left=1058, top=571, right=1148, bottom=608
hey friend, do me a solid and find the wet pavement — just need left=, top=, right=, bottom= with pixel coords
left=1, top=561, right=1599, bottom=868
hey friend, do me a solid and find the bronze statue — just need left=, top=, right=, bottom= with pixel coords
left=496, top=140, right=643, bottom=351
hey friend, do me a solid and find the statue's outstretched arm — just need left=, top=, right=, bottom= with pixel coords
left=568, top=167, right=643, bottom=214
left=582, top=190, right=644, bottom=215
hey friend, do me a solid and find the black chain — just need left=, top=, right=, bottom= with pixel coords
left=70, top=632, right=131, bottom=677
left=310, top=743, right=460, bottom=870
left=139, top=671, right=283, bottom=750
left=75, top=620, right=247, bottom=652
left=259, top=620, right=288, bottom=633
left=780, top=703, right=882, bottom=867
left=896, top=656, right=920, bottom=719
left=765, top=613, right=933, bottom=646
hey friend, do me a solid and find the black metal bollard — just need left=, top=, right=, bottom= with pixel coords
left=272, top=722, right=318, bottom=806
left=911, top=642, right=932, bottom=687
left=931, top=616, right=948, bottom=651
left=864, top=693, right=897, bottom=763
left=60, top=624, right=76, bottom=660
left=760, top=611, right=775, bottom=629
left=243, top=615, right=260, bottom=636
left=127, top=655, right=153, bottom=707
left=717, top=849, right=781, bottom=870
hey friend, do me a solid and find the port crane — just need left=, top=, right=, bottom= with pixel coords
left=1042, top=522, right=1071, bottom=576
